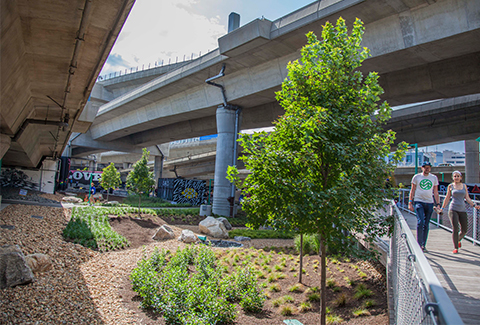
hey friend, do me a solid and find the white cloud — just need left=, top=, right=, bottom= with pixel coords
left=102, top=0, right=226, bottom=75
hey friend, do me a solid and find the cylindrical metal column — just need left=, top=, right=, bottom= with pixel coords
left=465, top=140, right=479, bottom=184
left=212, top=106, right=236, bottom=216
left=154, top=155, right=163, bottom=195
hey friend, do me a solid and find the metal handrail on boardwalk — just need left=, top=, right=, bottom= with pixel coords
left=388, top=200, right=464, bottom=325
left=396, top=188, right=480, bottom=245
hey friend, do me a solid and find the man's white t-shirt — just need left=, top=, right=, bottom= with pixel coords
left=411, top=173, right=438, bottom=203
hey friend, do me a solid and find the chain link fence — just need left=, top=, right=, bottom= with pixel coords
left=388, top=201, right=463, bottom=325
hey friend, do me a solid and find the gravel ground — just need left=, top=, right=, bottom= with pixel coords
left=0, top=201, right=296, bottom=324
left=0, top=204, right=197, bottom=324
left=1, top=187, right=64, bottom=205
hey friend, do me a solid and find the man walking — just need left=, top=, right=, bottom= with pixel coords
left=408, top=161, right=440, bottom=251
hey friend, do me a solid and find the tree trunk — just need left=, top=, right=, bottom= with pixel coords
left=320, top=237, right=326, bottom=325
left=106, top=190, right=109, bottom=201
left=299, top=233, right=303, bottom=283
left=138, top=196, right=141, bottom=215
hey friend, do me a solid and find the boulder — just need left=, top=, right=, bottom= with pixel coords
left=178, top=229, right=198, bottom=243
left=62, top=196, right=83, bottom=203
left=0, top=245, right=34, bottom=289
left=25, top=253, right=52, bottom=273
left=153, top=225, right=175, bottom=240
left=199, top=217, right=229, bottom=239
left=234, top=236, right=251, bottom=242
left=217, top=217, right=232, bottom=230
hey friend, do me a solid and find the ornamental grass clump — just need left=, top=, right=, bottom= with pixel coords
left=130, top=245, right=265, bottom=324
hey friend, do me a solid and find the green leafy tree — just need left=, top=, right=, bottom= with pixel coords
left=126, top=148, right=155, bottom=213
left=100, top=162, right=121, bottom=201
left=228, top=17, right=406, bottom=325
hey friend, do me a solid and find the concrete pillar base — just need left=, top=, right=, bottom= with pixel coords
left=465, top=140, right=479, bottom=184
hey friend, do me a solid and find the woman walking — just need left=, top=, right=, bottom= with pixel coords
left=440, top=171, right=480, bottom=253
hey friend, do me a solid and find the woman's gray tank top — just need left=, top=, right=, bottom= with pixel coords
left=450, top=184, right=466, bottom=212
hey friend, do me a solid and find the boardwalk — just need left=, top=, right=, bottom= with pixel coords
left=401, top=210, right=480, bottom=324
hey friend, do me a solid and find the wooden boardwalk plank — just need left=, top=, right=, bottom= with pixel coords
left=401, top=210, right=480, bottom=325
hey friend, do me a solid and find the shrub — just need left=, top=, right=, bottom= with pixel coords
left=228, top=228, right=294, bottom=239
left=294, top=233, right=320, bottom=255
left=130, top=245, right=265, bottom=323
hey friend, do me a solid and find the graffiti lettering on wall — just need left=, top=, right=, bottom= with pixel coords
left=0, top=168, right=39, bottom=190
left=68, top=170, right=103, bottom=185
left=173, top=178, right=206, bottom=205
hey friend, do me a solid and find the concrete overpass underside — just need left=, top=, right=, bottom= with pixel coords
left=0, top=0, right=134, bottom=168
left=82, top=0, right=480, bottom=149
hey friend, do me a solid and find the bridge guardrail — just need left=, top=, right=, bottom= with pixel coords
left=388, top=200, right=464, bottom=325
left=396, top=189, right=480, bottom=245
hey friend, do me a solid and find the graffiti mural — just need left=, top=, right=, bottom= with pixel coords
left=0, top=168, right=39, bottom=190
left=173, top=178, right=206, bottom=205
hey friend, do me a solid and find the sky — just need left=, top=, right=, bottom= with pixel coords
left=100, top=0, right=315, bottom=77
left=99, top=0, right=468, bottom=154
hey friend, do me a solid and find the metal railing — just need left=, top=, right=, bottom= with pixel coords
left=388, top=200, right=464, bottom=324
left=396, top=188, right=480, bottom=245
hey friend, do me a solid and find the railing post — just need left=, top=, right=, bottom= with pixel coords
left=474, top=206, right=478, bottom=246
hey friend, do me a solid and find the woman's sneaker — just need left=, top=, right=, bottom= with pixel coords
left=453, top=249, right=458, bottom=254
left=458, top=242, right=462, bottom=248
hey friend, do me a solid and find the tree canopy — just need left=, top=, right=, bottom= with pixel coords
left=100, top=162, right=121, bottom=201
left=126, top=148, right=155, bottom=212
left=228, top=17, right=406, bottom=324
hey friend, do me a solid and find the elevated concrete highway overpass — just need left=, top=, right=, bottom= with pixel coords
left=0, top=0, right=135, bottom=168
left=68, top=0, right=480, bottom=216
left=81, top=0, right=480, bottom=149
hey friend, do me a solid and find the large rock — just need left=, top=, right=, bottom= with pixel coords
left=25, top=253, right=52, bottom=273
left=217, top=217, right=232, bottom=230
left=62, top=196, right=83, bottom=203
left=199, top=217, right=229, bottom=239
left=0, top=245, right=34, bottom=289
left=153, top=225, right=175, bottom=240
left=178, top=229, right=198, bottom=243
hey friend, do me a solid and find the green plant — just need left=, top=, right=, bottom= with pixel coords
left=268, top=283, right=281, bottom=292
left=294, top=233, right=320, bottom=255
left=288, top=283, right=304, bottom=292
left=327, top=277, right=336, bottom=288
left=358, top=271, right=367, bottom=278
left=227, top=16, right=407, bottom=325
left=125, top=148, right=155, bottom=214
left=354, top=284, right=373, bottom=300
left=344, top=276, right=354, bottom=286
left=130, top=245, right=264, bottom=323
left=352, top=308, right=371, bottom=317
left=228, top=228, right=294, bottom=239
left=307, top=292, right=321, bottom=302
left=100, top=162, right=121, bottom=201
left=326, top=314, right=344, bottom=324
left=334, top=293, right=347, bottom=307
left=364, top=299, right=376, bottom=308
left=279, top=304, right=297, bottom=316
left=299, top=301, right=312, bottom=312
left=63, top=207, right=129, bottom=251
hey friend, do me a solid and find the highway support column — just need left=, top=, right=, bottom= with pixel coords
left=465, top=140, right=479, bottom=184
left=212, top=105, right=240, bottom=217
